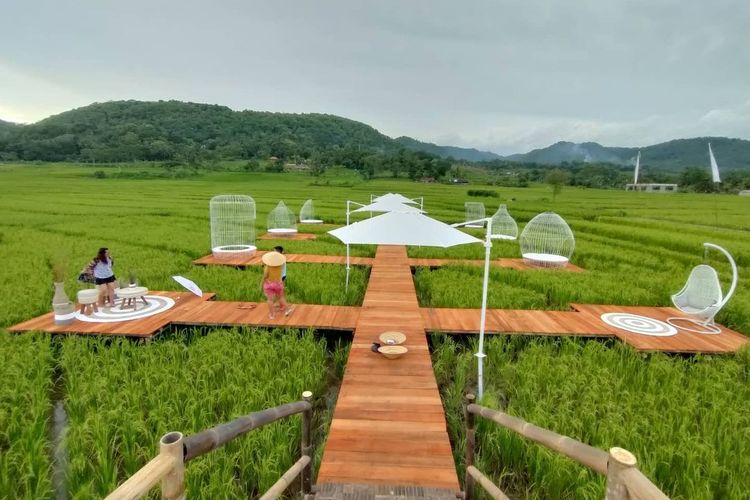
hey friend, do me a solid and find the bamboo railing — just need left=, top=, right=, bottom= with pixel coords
left=106, top=391, right=313, bottom=500
left=462, top=394, right=670, bottom=500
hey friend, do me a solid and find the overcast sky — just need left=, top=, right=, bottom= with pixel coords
left=1, top=0, right=749, bottom=154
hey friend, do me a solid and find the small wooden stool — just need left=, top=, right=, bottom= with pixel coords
left=77, top=289, right=99, bottom=315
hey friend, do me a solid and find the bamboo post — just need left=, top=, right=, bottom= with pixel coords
left=259, top=456, right=311, bottom=500
left=464, top=394, right=476, bottom=500
left=160, top=432, right=185, bottom=500
left=301, top=391, right=313, bottom=496
left=605, top=447, right=637, bottom=500
left=465, top=466, right=510, bottom=500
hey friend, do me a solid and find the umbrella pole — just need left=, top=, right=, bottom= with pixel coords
left=476, top=218, right=492, bottom=400
left=345, top=244, right=350, bottom=292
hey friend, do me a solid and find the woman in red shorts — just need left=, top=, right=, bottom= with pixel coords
left=261, top=251, right=293, bottom=319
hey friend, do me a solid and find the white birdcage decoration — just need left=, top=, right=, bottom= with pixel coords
left=267, top=201, right=298, bottom=234
left=299, top=199, right=323, bottom=224
left=465, top=202, right=485, bottom=228
left=519, top=212, right=575, bottom=267
left=210, top=195, right=257, bottom=259
left=490, top=205, right=518, bottom=241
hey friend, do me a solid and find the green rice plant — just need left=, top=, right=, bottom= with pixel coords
left=60, top=328, right=341, bottom=497
left=0, top=333, right=54, bottom=499
left=432, top=335, right=750, bottom=499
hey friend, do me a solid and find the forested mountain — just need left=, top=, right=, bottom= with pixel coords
left=506, top=138, right=750, bottom=170
left=0, top=100, right=396, bottom=162
left=395, top=136, right=501, bottom=162
left=1, top=100, right=748, bottom=173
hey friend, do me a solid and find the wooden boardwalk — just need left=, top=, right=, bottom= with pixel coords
left=317, top=246, right=460, bottom=491
left=8, top=293, right=359, bottom=337
left=194, top=252, right=583, bottom=272
left=422, top=304, right=748, bottom=353
left=7, top=292, right=215, bottom=337
left=193, top=251, right=375, bottom=268
left=408, top=257, right=584, bottom=272
left=257, top=232, right=318, bottom=240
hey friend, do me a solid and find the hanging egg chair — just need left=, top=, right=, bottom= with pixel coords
left=666, top=243, right=738, bottom=334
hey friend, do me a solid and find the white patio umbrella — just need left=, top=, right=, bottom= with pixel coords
left=172, top=276, right=203, bottom=297
left=351, top=200, right=425, bottom=214
left=330, top=212, right=493, bottom=399
left=372, top=193, right=420, bottom=205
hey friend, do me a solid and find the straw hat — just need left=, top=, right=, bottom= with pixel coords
left=261, top=251, right=286, bottom=267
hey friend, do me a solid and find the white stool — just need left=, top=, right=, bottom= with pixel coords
left=77, top=289, right=99, bottom=315
left=117, top=286, right=149, bottom=311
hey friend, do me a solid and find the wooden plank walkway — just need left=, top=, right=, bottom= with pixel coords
left=422, top=305, right=748, bottom=353
left=194, top=252, right=584, bottom=272
left=193, top=251, right=375, bottom=267
left=172, top=301, right=359, bottom=331
left=258, top=232, right=317, bottom=240
left=409, top=258, right=584, bottom=272
left=572, top=304, right=750, bottom=353
left=317, top=246, right=460, bottom=491
left=8, top=294, right=359, bottom=337
left=7, top=292, right=215, bottom=337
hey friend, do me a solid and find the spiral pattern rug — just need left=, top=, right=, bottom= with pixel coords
left=600, top=312, right=678, bottom=337
left=76, top=296, right=175, bottom=323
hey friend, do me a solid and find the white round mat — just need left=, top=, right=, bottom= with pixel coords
left=76, top=295, right=175, bottom=323
left=600, top=312, right=678, bottom=337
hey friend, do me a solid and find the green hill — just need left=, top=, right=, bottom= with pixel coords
left=1, top=100, right=749, bottom=172
left=0, top=100, right=396, bottom=162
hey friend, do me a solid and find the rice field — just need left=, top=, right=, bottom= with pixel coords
left=0, top=162, right=749, bottom=498
left=432, top=335, right=750, bottom=499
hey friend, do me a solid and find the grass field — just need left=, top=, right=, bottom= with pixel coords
left=0, top=163, right=748, bottom=498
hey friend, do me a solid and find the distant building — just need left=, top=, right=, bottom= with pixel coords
left=625, top=183, right=678, bottom=193
left=739, top=190, right=750, bottom=196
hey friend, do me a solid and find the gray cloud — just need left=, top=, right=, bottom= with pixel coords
left=1, top=0, right=748, bottom=154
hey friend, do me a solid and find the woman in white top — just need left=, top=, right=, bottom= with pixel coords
left=87, top=247, right=116, bottom=306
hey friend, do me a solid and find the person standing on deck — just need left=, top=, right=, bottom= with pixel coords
left=261, top=250, right=293, bottom=319
left=86, top=247, right=116, bottom=307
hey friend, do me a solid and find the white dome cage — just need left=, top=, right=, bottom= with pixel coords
left=210, top=195, right=257, bottom=259
left=490, top=205, right=518, bottom=241
left=299, top=199, right=323, bottom=224
left=465, top=202, right=486, bottom=228
left=519, top=212, right=575, bottom=267
left=267, top=201, right=298, bottom=234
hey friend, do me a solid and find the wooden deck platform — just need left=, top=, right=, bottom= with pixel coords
left=317, top=246, right=460, bottom=491
left=422, top=304, right=748, bottom=353
left=408, top=258, right=584, bottom=272
left=192, top=251, right=375, bottom=267
left=8, top=293, right=359, bottom=337
left=7, top=292, right=215, bottom=337
left=193, top=251, right=584, bottom=272
left=258, top=232, right=317, bottom=240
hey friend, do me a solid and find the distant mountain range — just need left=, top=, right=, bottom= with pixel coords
left=0, top=100, right=748, bottom=169
left=504, top=138, right=750, bottom=170
left=395, top=136, right=502, bottom=162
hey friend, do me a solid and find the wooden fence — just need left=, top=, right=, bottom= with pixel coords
left=106, top=391, right=313, bottom=500
left=462, top=394, right=670, bottom=500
